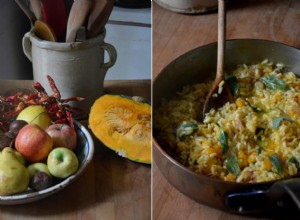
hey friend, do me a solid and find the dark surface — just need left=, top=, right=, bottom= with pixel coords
left=0, top=1, right=33, bottom=80
left=115, top=0, right=151, bottom=8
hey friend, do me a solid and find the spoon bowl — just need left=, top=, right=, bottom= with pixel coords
left=34, top=20, right=57, bottom=42
left=203, top=0, right=233, bottom=117
left=15, top=0, right=57, bottom=42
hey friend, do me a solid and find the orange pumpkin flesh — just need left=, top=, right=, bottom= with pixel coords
left=89, top=95, right=151, bottom=164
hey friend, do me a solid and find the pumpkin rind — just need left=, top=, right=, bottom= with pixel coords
left=89, top=94, right=151, bottom=164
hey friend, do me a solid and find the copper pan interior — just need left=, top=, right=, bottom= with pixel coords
left=153, top=39, right=300, bottom=213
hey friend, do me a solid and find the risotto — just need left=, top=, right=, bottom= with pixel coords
left=154, top=60, right=300, bottom=183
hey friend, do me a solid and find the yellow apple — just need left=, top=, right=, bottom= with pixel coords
left=17, top=105, right=51, bottom=129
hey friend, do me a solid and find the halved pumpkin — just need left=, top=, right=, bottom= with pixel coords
left=89, top=94, right=151, bottom=164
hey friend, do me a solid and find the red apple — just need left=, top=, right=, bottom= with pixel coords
left=15, top=124, right=53, bottom=162
left=46, top=124, right=77, bottom=151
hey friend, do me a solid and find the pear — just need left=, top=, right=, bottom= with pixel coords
left=0, top=147, right=29, bottom=196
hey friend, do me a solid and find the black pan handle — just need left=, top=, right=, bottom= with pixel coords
left=225, top=178, right=300, bottom=214
left=226, top=188, right=275, bottom=213
left=270, top=178, right=300, bottom=209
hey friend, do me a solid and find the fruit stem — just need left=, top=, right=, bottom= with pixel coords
left=53, top=151, right=64, bottom=162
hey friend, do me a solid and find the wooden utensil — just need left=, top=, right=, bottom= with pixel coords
left=64, top=0, right=74, bottom=15
left=87, top=0, right=114, bottom=39
left=66, top=0, right=94, bottom=42
left=15, top=0, right=37, bottom=24
left=42, top=0, right=69, bottom=42
left=29, top=0, right=43, bottom=20
left=202, top=0, right=233, bottom=117
left=34, top=20, right=57, bottom=42
left=75, top=26, right=87, bottom=42
left=15, top=0, right=57, bottom=41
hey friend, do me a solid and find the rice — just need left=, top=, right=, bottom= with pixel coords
left=154, top=60, right=300, bottom=183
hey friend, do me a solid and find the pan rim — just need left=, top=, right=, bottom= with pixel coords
left=153, top=38, right=300, bottom=186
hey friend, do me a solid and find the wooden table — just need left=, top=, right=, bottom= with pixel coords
left=152, top=1, right=300, bottom=220
left=0, top=80, right=151, bottom=220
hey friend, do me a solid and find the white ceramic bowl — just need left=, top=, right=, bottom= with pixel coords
left=154, top=0, right=218, bottom=14
left=0, top=120, right=94, bottom=205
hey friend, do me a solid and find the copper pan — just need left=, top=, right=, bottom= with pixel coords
left=153, top=39, right=300, bottom=214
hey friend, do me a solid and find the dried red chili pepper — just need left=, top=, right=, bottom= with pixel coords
left=47, top=75, right=61, bottom=99
left=0, top=75, right=84, bottom=131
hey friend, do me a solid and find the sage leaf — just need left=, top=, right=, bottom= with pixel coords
left=226, top=155, right=240, bottom=176
left=245, top=100, right=265, bottom=113
left=176, top=121, right=198, bottom=138
left=272, top=116, right=292, bottom=129
left=288, top=156, right=300, bottom=170
left=262, top=75, right=289, bottom=91
left=269, top=153, right=283, bottom=175
left=225, top=75, right=240, bottom=96
left=219, top=129, right=229, bottom=154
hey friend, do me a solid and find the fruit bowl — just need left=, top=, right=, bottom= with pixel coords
left=0, top=120, right=94, bottom=205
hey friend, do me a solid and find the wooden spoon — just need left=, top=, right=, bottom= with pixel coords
left=15, top=0, right=57, bottom=41
left=87, top=0, right=114, bottom=39
left=34, top=20, right=57, bottom=42
left=66, top=0, right=94, bottom=42
left=202, top=0, right=233, bottom=117
left=15, top=0, right=37, bottom=24
left=42, top=0, right=69, bottom=42
left=29, top=0, right=43, bottom=20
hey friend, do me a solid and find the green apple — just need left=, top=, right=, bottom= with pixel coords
left=17, top=105, right=51, bottom=129
left=47, top=147, right=79, bottom=179
left=27, top=162, right=51, bottom=178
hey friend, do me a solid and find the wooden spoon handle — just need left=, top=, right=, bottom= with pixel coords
left=87, top=0, right=114, bottom=38
left=29, top=0, right=43, bottom=20
left=66, top=0, right=93, bottom=42
left=216, top=0, right=226, bottom=81
left=15, top=0, right=37, bottom=24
